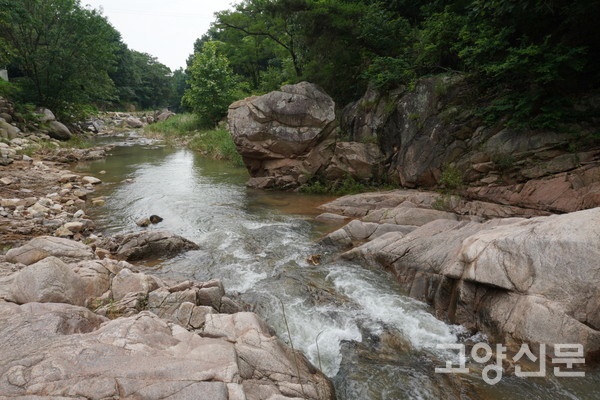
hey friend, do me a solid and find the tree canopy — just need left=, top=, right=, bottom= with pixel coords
left=1, top=0, right=598, bottom=127
left=182, top=41, right=241, bottom=127
left=187, top=0, right=600, bottom=128
left=0, top=0, right=175, bottom=118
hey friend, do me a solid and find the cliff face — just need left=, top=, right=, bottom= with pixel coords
left=228, top=78, right=600, bottom=212
left=341, top=75, right=600, bottom=213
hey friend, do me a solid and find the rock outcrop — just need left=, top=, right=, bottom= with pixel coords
left=228, top=79, right=599, bottom=213
left=0, top=235, right=336, bottom=399
left=341, top=76, right=600, bottom=213
left=319, top=190, right=600, bottom=359
left=323, top=142, right=384, bottom=182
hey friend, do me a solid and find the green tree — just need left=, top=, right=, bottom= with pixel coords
left=129, top=51, right=172, bottom=110
left=0, top=0, right=119, bottom=114
left=193, top=0, right=599, bottom=126
left=182, top=41, right=241, bottom=127
left=216, top=0, right=307, bottom=79
left=168, top=67, right=188, bottom=112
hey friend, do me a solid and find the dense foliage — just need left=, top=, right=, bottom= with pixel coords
left=182, top=41, right=241, bottom=127
left=191, top=0, right=599, bottom=127
left=0, top=0, right=174, bottom=119
left=2, top=0, right=598, bottom=128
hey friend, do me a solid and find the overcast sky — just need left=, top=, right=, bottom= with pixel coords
left=83, top=0, right=236, bottom=71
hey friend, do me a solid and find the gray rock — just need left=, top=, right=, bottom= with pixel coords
left=318, top=190, right=440, bottom=217
left=345, top=206, right=600, bottom=357
left=0, top=119, right=20, bottom=139
left=111, top=268, right=162, bottom=301
left=9, top=256, right=87, bottom=305
left=228, top=82, right=337, bottom=188
left=125, top=116, right=144, bottom=128
left=82, top=175, right=102, bottom=185
left=155, top=109, right=175, bottom=122
left=324, top=142, right=384, bottom=181
left=36, top=107, right=56, bottom=122
left=5, top=236, right=95, bottom=265
left=315, top=212, right=349, bottom=221
left=46, top=120, right=72, bottom=141
left=0, top=305, right=334, bottom=399
left=107, top=230, right=200, bottom=261
left=0, top=112, right=12, bottom=123
left=362, top=204, right=458, bottom=226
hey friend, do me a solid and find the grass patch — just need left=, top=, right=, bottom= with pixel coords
left=144, top=113, right=244, bottom=166
left=439, top=164, right=464, bottom=192
left=144, top=113, right=205, bottom=137
left=188, top=129, right=244, bottom=166
left=62, top=135, right=94, bottom=149
left=16, top=141, right=59, bottom=156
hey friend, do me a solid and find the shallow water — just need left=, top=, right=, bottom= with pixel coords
left=76, top=137, right=600, bottom=399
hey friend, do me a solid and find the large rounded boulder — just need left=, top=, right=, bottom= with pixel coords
left=228, top=82, right=338, bottom=189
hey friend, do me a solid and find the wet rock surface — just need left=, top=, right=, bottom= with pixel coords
left=319, top=190, right=600, bottom=359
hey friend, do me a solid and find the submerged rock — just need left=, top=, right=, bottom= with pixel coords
left=136, top=214, right=164, bottom=227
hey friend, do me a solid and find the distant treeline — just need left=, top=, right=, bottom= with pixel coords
left=2, top=0, right=599, bottom=128
left=0, top=0, right=180, bottom=120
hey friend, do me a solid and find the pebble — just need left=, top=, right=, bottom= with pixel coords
left=82, top=176, right=102, bottom=185
left=74, top=209, right=85, bottom=218
left=63, top=221, right=84, bottom=233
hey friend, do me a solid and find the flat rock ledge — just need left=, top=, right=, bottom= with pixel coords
left=318, top=189, right=600, bottom=361
left=0, top=237, right=335, bottom=399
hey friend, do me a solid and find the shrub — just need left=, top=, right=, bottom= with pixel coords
left=439, top=164, right=463, bottom=191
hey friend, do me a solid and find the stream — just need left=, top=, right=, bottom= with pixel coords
left=76, top=136, right=599, bottom=399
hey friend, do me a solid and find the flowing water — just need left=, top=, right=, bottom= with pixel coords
left=76, top=136, right=599, bottom=399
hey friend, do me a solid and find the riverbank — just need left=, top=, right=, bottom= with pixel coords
left=0, top=132, right=336, bottom=398
left=317, top=190, right=600, bottom=364
left=0, top=139, right=110, bottom=248
left=143, top=113, right=243, bottom=166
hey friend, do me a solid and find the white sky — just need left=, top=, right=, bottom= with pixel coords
left=83, top=0, right=236, bottom=71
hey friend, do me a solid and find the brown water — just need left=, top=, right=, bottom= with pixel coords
left=76, top=136, right=600, bottom=400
